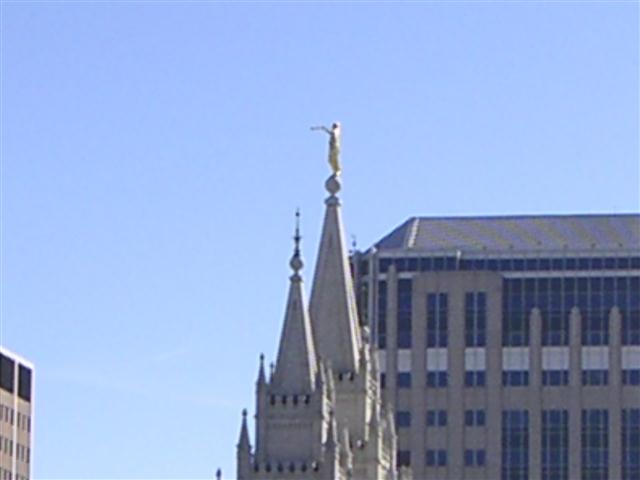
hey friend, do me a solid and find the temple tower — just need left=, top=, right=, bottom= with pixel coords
left=235, top=130, right=409, bottom=480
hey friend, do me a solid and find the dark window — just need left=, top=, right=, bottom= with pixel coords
left=397, top=372, right=412, bottom=388
left=542, top=370, right=569, bottom=386
left=426, top=410, right=447, bottom=427
left=465, top=449, right=474, bottom=467
left=420, top=257, right=432, bottom=271
left=377, top=281, right=387, bottom=349
left=18, top=365, right=31, bottom=402
left=622, top=276, right=640, bottom=345
left=623, top=370, right=640, bottom=386
left=581, top=277, right=610, bottom=346
left=397, top=450, right=411, bottom=468
left=542, top=282, right=570, bottom=347
left=426, top=449, right=447, bottom=467
left=407, top=258, right=418, bottom=271
left=503, top=371, right=529, bottom=387
left=582, top=370, right=609, bottom=386
left=427, top=293, right=448, bottom=347
left=433, top=257, right=445, bottom=271
left=397, top=279, right=412, bottom=348
left=465, top=371, right=486, bottom=387
left=622, top=409, right=640, bottom=480
left=379, top=373, right=386, bottom=389
left=465, top=449, right=486, bottom=467
left=503, top=279, right=530, bottom=346
left=426, top=371, right=448, bottom=388
left=379, top=258, right=392, bottom=273
left=466, top=292, right=487, bottom=347
left=582, top=409, right=608, bottom=480
left=0, top=354, right=15, bottom=393
left=542, top=410, right=569, bottom=480
left=465, top=409, right=486, bottom=427
left=502, top=410, right=529, bottom=480
left=396, top=411, right=411, bottom=428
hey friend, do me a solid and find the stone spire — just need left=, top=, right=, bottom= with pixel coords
left=237, top=408, right=251, bottom=450
left=309, top=173, right=361, bottom=374
left=271, top=210, right=318, bottom=394
left=256, top=353, right=266, bottom=386
left=236, top=409, right=251, bottom=480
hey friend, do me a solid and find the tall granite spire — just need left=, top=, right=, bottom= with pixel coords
left=271, top=210, right=317, bottom=394
left=309, top=174, right=362, bottom=374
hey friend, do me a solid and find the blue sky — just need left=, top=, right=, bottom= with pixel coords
left=1, top=2, right=638, bottom=478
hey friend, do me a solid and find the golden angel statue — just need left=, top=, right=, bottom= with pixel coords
left=311, top=122, right=341, bottom=175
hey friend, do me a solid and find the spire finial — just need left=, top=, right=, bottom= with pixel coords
left=257, top=353, right=266, bottom=385
left=290, top=209, right=304, bottom=275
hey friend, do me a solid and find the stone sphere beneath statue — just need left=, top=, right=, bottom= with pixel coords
left=325, top=175, right=341, bottom=195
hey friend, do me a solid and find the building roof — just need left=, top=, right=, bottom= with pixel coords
left=374, top=214, right=640, bottom=254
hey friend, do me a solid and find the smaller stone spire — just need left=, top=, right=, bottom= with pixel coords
left=236, top=409, right=251, bottom=480
left=237, top=409, right=250, bottom=450
left=271, top=211, right=318, bottom=394
left=256, top=353, right=266, bottom=386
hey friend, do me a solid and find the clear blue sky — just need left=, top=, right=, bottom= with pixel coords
left=1, top=2, right=638, bottom=478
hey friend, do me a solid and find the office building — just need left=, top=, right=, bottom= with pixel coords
left=352, top=214, right=640, bottom=480
left=0, top=347, right=33, bottom=480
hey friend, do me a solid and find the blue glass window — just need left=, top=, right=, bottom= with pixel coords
left=427, top=293, right=448, bottom=347
left=426, top=449, right=447, bottom=467
left=622, top=409, right=640, bottom=480
left=465, top=409, right=486, bottom=427
left=397, top=279, right=412, bottom=348
left=466, top=292, right=487, bottom=347
left=542, top=410, right=568, bottom=480
left=379, top=258, right=392, bottom=273
left=377, top=281, right=387, bottom=349
left=622, top=276, right=640, bottom=345
left=426, top=410, right=447, bottom=427
left=396, top=411, right=411, bottom=428
left=503, top=371, right=529, bottom=387
left=502, top=410, right=529, bottom=480
left=397, top=372, right=411, bottom=388
left=623, top=370, right=640, bottom=386
left=426, top=371, right=448, bottom=388
left=582, top=370, right=609, bottom=386
left=465, top=371, right=486, bottom=387
left=542, top=370, right=569, bottom=386
left=503, top=279, right=530, bottom=346
left=465, top=449, right=486, bottom=467
left=582, top=409, right=608, bottom=480
left=0, top=354, right=15, bottom=393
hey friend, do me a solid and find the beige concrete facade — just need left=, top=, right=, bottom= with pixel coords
left=0, top=347, right=33, bottom=480
left=353, top=215, right=640, bottom=480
